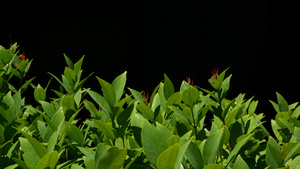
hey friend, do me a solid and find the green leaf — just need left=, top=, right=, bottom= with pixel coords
left=203, top=164, right=224, bottom=169
left=234, top=155, right=250, bottom=169
left=216, top=68, right=229, bottom=90
left=225, top=134, right=253, bottom=167
left=169, top=106, right=190, bottom=125
left=36, top=151, right=58, bottom=169
left=203, top=128, right=224, bottom=165
left=157, top=143, right=180, bottom=169
left=166, top=92, right=182, bottom=107
left=20, top=77, right=35, bottom=94
left=93, top=119, right=116, bottom=140
left=97, top=77, right=116, bottom=106
left=74, top=55, right=85, bottom=74
left=95, top=143, right=111, bottom=168
left=219, top=75, right=232, bottom=100
left=97, top=147, right=127, bottom=169
left=64, top=54, right=74, bottom=70
left=68, top=124, right=84, bottom=145
left=163, top=74, right=175, bottom=100
left=19, top=137, right=46, bottom=169
left=64, top=67, right=76, bottom=85
left=128, top=88, right=144, bottom=104
left=182, top=86, right=199, bottom=107
left=111, top=71, right=127, bottom=104
left=87, top=89, right=112, bottom=117
left=136, top=104, right=154, bottom=120
left=266, top=136, right=283, bottom=169
left=185, top=141, right=204, bottom=169
left=34, top=84, right=46, bottom=103
left=142, top=120, right=169, bottom=167
left=276, top=92, right=289, bottom=112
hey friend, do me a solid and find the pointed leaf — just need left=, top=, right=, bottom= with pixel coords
left=163, top=74, right=175, bottom=99
left=203, top=128, right=224, bottom=165
left=87, top=89, right=112, bottom=117
left=34, top=84, right=46, bottom=103
left=97, top=147, right=127, bottom=169
left=97, top=77, right=116, bottom=106
left=185, top=141, right=204, bottom=169
left=93, top=119, right=116, bottom=140
left=266, top=136, right=283, bottom=169
left=111, top=71, right=127, bottom=104
left=234, top=155, right=250, bottom=169
left=36, top=151, right=58, bottom=169
left=276, top=92, right=289, bottom=112
left=64, top=54, right=74, bottom=70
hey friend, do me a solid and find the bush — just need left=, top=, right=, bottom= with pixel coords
left=1, top=43, right=300, bottom=169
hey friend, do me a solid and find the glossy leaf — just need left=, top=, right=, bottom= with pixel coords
left=87, top=89, right=112, bottom=117
left=234, top=155, right=249, bottom=169
left=34, top=84, right=46, bottom=103
left=182, top=86, right=199, bottom=107
left=276, top=92, right=289, bottom=112
left=185, top=141, right=204, bottom=169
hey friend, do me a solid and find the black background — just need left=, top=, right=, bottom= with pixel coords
left=1, top=1, right=299, bottom=126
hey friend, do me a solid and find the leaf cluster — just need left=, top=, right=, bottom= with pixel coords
left=1, top=43, right=300, bottom=169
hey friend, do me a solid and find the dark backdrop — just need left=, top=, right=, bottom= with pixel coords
left=1, top=1, right=299, bottom=125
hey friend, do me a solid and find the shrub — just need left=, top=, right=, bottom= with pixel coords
left=1, top=43, right=300, bottom=169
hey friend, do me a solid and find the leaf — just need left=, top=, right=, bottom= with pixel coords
left=111, top=71, right=127, bottom=104
left=128, top=88, right=144, bottom=104
left=97, top=147, right=127, bottom=169
left=203, top=128, right=224, bottom=165
left=166, top=92, right=182, bottom=107
left=64, top=67, right=76, bottom=85
left=36, top=151, right=58, bottom=169
left=163, top=74, right=175, bottom=100
left=93, top=119, right=116, bottom=140
left=136, top=104, right=154, bottom=120
left=64, top=53, right=74, bottom=70
left=276, top=92, right=289, bottom=112
left=157, top=143, right=180, bottom=169
left=97, top=77, right=116, bottom=106
left=68, top=124, right=84, bottom=145
left=203, top=164, right=224, bottom=169
left=234, top=155, right=250, bottom=169
left=182, top=86, right=199, bottom=107
left=225, top=134, right=253, bottom=167
left=266, top=136, right=283, bottom=169
left=34, top=84, right=46, bottom=103
left=218, top=75, right=232, bottom=100
left=142, top=120, right=169, bottom=167
left=74, top=55, right=85, bottom=74
left=185, top=141, right=204, bottom=169
left=87, top=89, right=112, bottom=117
left=19, top=137, right=46, bottom=169
left=169, top=106, right=190, bottom=125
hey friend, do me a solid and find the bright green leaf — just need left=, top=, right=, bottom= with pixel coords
left=97, top=77, right=116, bottom=106
left=163, top=74, right=175, bottom=100
left=157, top=143, right=180, bottom=169
left=182, top=86, right=199, bottom=107
left=203, top=128, right=223, bottom=165
left=111, top=71, right=127, bottom=104
left=36, top=151, right=58, bottom=169
left=234, top=155, right=249, bottom=169
left=266, top=136, right=283, bottom=169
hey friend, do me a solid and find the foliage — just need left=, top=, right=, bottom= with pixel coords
left=1, top=43, right=300, bottom=168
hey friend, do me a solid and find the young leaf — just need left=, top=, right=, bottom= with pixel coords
left=74, top=55, right=85, bottom=74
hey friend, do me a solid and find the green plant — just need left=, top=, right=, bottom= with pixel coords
left=1, top=43, right=300, bottom=169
